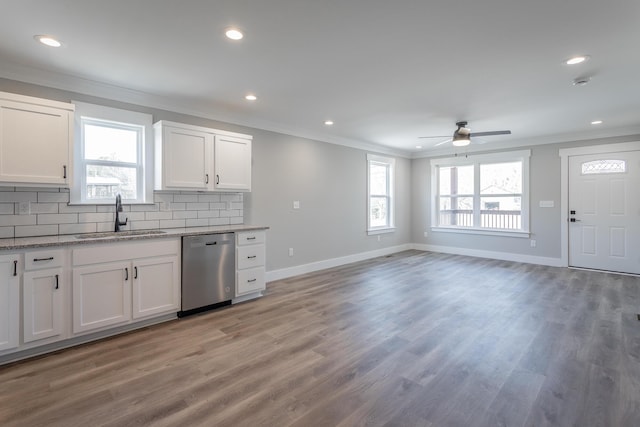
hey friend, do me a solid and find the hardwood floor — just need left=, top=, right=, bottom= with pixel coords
left=1, top=250, right=639, bottom=426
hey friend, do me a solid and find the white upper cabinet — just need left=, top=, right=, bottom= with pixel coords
left=154, top=121, right=252, bottom=192
left=154, top=122, right=211, bottom=191
left=214, top=135, right=252, bottom=191
left=0, top=92, right=74, bottom=187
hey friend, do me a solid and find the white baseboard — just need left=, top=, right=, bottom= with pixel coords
left=265, top=243, right=564, bottom=283
left=265, top=244, right=413, bottom=282
left=411, top=243, right=564, bottom=267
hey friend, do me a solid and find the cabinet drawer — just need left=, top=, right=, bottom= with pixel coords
left=237, top=267, right=265, bottom=295
left=237, top=244, right=265, bottom=270
left=237, top=231, right=265, bottom=246
left=24, top=249, right=65, bottom=270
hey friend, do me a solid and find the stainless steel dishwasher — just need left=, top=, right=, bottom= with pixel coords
left=180, top=233, right=235, bottom=317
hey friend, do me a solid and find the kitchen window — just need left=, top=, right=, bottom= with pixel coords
left=367, top=154, right=395, bottom=234
left=71, top=102, right=153, bottom=204
left=431, top=150, right=530, bottom=236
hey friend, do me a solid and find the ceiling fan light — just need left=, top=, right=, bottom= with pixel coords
left=453, top=138, right=471, bottom=147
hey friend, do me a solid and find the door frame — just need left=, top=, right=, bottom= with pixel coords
left=559, top=140, right=640, bottom=268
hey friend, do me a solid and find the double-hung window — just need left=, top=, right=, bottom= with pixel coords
left=367, top=154, right=395, bottom=234
left=431, top=150, right=530, bottom=235
left=71, top=102, right=153, bottom=204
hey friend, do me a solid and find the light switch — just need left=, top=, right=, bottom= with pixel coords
left=293, top=201, right=300, bottom=209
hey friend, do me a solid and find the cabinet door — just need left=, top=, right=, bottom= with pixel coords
left=72, top=261, right=131, bottom=334
left=0, top=100, right=70, bottom=185
left=161, top=126, right=211, bottom=190
left=214, top=135, right=251, bottom=191
left=23, top=267, right=63, bottom=343
left=132, top=256, right=180, bottom=319
left=0, top=255, right=19, bottom=351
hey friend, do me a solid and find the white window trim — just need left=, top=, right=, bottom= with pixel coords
left=430, top=150, right=531, bottom=236
left=367, top=153, right=396, bottom=235
left=71, top=102, right=153, bottom=205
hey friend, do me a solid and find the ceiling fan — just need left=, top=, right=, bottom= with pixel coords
left=419, top=121, right=511, bottom=147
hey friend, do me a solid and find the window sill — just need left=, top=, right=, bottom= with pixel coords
left=367, top=227, right=396, bottom=236
left=432, top=226, right=530, bottom=238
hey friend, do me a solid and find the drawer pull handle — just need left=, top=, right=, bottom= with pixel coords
left=13, top=260, right=17, bottom=277
left=247, top=279, right=257, bottom=283
left=125, top=267, right=129, bottom=281
left=246, top=236, right=256, bottom=240
left=134, top=266, right=138, bottom=279
left=247, top=255, right=257, bottom=259
left=63, top=165, right=67, bottom=179
left=205, top=173, right=209, bottom=184
left=55, top=274, right=59, bottom=289
left=206, top=241, right=218, bottom=245
left=216, top=174, right=220, bottom=185
left=34, top=257, right=54, bottom=262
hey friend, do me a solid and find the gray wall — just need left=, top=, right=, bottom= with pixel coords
left=245, top=129, right=411, bottom=270
left=0, top=78, right=412, bottom=272
left=411, top=134, right=640, bottom=260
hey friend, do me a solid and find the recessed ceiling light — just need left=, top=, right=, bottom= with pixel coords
left=34, top=35, right=62, bottom=47
left=245, top=94, right=257, bottom=101
left=591, top=120, right=603, bottom=125
left=324, top=120, right=334, bottom=126
left=225, top=28, right=244, bottom=40
left=565, top=55, right=590, bottom=65
left=415, top=145, right=423, bottom=149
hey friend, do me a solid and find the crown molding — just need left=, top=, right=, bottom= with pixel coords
left=0, top=61, right=412, bottom=159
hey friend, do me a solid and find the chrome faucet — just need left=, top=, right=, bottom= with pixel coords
left=114, top=193, right=128, bottom=232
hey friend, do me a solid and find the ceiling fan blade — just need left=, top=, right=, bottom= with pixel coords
left=434, top=138, right=452, bottom=146
left=418, top=135, right=450, bottom=139
left=469, top=130, right=511, bottom=137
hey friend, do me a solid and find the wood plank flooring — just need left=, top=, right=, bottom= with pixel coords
left=1, top=250, right=640, bottom=426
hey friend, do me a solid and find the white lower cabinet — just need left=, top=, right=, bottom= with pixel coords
left=73, top=261, right=131, bottom=334
left=72, top=239, right=180, bottom=335
left=236, top=231, right=266, bottom=297
left=0, top=254, right=20, bottom=352
left=132, top=256, right=180, bottom=320
left=23, top=267, right=64, bottom=343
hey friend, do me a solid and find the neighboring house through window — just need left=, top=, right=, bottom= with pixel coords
left=71, top=102, right=153, bottom=204
left=431, top=150, right=530, bottom=236
left=367, top=154, right=395, bottom=234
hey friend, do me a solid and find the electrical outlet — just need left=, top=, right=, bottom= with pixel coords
left=377, top=235, right=381, bottom=242
left=423, top=231, right=428, bottom=237
left=18, top=202, right=30, bottom=215
left=530, top=239, right=536, bottom=248
left=288, top=248, right=294, bottom=257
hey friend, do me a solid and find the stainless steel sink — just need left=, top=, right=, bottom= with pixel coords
left=75, top=230, right=167, bottom=239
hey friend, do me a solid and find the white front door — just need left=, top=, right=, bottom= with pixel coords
left=568, top=151, right=640, bottom=274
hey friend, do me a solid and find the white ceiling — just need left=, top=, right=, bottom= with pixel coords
left=1, top=0, right=640, bottom=157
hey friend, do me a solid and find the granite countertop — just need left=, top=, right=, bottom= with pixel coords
left=0, top=225, right=269, bottom=250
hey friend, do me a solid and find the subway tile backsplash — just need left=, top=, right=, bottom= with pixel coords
left=0, top=188, right=244, bottom=238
